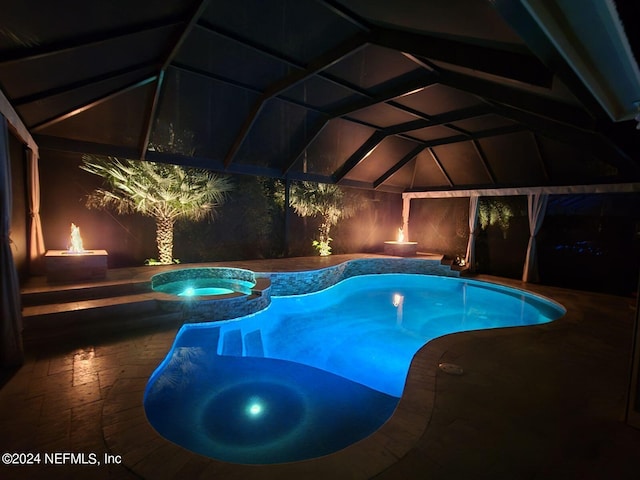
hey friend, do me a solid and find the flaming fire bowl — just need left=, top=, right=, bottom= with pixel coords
left=45, top=249, right=108, bottom=283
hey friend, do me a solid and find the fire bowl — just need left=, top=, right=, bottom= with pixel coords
left=383, top=241, right=418, bottom=257
left=45, top=249, right=108, bottom=282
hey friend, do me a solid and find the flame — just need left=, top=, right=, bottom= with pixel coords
left=68, top=223, right=85, bottom=253
left=397, top=227, right=404, bottom=243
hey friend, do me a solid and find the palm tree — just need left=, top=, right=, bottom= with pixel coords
left=80, top=155, right=233, bottom=264
left=289, top=181, right=357, bottom=256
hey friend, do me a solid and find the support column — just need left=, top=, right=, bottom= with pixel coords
left=402, top=196, right=411, bottom=240
left=465, top=195, right=480, bottom=271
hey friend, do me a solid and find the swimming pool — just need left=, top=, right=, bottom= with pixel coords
left=144, top=274, right=565, bottom=464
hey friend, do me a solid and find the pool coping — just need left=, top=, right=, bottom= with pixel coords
left=101, top=260, right=564, bottom=479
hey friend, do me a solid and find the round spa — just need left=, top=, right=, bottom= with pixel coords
left=151, top=267, right=270, bottom=322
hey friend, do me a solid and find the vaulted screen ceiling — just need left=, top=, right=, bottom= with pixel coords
left=1, top=0, right=639, bottom=193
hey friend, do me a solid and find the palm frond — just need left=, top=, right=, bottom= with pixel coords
left=81, top=154, right=233, bottom=222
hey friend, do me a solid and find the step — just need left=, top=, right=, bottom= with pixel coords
left=21, top=280, right=151, bottom=307
left=22, top=292, right=158, bottom=321
left=244, top=330, right=264, bottom=357
left=22, top=291, right=183, bottom=343
left=22, top=309, right=182, bottom=346
left=221, top=329, right=243, bottom=356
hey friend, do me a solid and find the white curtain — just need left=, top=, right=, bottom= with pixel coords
left=27, top=146, right=45, bottom=274
left=0, top=115, right=24, bottom=367
left=522, top=193, right=549, bottom=283
left=465, top=195, right=480, bottom=271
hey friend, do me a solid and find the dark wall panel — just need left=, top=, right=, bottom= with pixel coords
left=408, top=197, right=469, bottom=258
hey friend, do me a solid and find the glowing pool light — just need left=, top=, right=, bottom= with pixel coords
left=182, top=287, right=195, bottom=297
left=247, top=400, right=263, bottom=417
left=178, top=286, right=236, bottom=297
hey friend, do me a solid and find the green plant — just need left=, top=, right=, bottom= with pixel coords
left=312, top=238, right=332, bottom=256
left=145, top=258, right=180, bottom=266
left=81, top=155, right=232, bottom=265
left=479, top=198, right=514, bottom=238
left=289, top=181, right=357, bottom=256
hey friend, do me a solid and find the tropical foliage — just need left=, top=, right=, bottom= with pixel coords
left=289, top=181, right=357, bottom=256
left=80, top=155, right=233, bottom=264
left=478, top=198, right=514, bottom=238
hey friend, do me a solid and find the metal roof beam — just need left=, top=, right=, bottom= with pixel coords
left=223, top=33, right=369, bottom=167
left=492, top=102, right=638, bottom=177
left=170, top=63, right=326, bottom=113
left=332, top=131, right=387, bottom=182
left=421, top=124, right=525, bottom=148
left=0, top=20, right=182, bottom=66
left=490, top=0, right=609, bottom=120
left=330, top=72, right=439, bottom=117
left=140, top=0, right=212, bottom=159
left=531, top=133, right=550, bottom=181
left=381, top=104, right=493, bottom=136
left=31, top=75, right=157, bottom=132
left=371, top=27, right=553, bottom=88
left=373, top=144, right=426, bottom=189
left=437, top=68, right=595, bottom=129
left=316, top=106, right=503, bottom=188
left=196, top=20, right=305, bottom=70
left=472, top=139, right=496, bottom=184
left=12, top=63, right=159, bottom=107
left=281, top=117, right=331, bottom=175
left=314, top=0, right=373, bottom=32
left=428, top=147, right=454, bottom=187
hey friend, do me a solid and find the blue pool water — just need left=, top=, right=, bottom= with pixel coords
left=144, top=274, right=565, bottom=464
left=178, top=286, right=234, bottom=296
left=153, top=278, right=254, bottom=296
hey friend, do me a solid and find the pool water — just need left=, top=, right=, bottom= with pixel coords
left=145, top=274, right=565, bottom=464
left=153, top=277, right=255, bottom=296
left=178, top=287, right=234, bottom=296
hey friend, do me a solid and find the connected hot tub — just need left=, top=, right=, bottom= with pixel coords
left=151, top=267, right=271, bottom=322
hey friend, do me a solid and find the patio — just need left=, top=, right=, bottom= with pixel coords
left=1, top=256, right=639, bottom=479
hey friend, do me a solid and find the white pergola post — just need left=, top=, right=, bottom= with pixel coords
left=465, top=194, right=480, bottom=271
left=402, top=196, right=411, bottom=240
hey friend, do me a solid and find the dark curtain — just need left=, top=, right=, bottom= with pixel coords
left=0, top=115, right=24, bottom=367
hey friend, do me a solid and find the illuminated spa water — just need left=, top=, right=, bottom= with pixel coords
left=145, top=274, right=564, bottom=464
left=152, top=278, right=255, bottom=296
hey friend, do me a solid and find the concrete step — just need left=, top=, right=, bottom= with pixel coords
left=21, top=280, right=151, bottom=307
left=23, top=309, right=182, bottom=346
left=21, top=292, right=182, bottom=343
left=221, top=329, right=243, bottom=356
